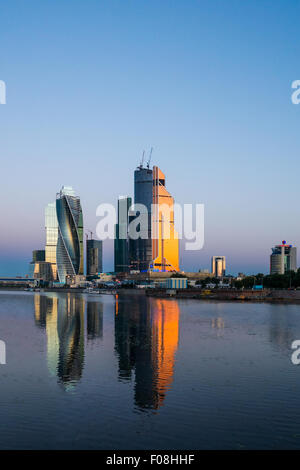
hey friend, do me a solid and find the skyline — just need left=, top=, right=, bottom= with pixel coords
left=1, top=0, right=300, bottom=275
left=0, top=169, right=297, bottom=278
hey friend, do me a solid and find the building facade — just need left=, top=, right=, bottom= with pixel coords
left=211, top=256, right=226, bottom=277
left=32, top=250, right=45, bottom=262
left=270, top=241, right=297, bottom=274
left=56, top=186, right=84, bottom=284
left=33, top=261, right=53, bottom=282
left=45, top=202, right=58, bottom=281
left=131, top=166, right=153, bottom=271
left=131, top=165, right=179, bottom=272
left=152, top=166, right=179, bottom=272
left=165, top=278, right=187, bottom=289
left=87, top=239, right=103, bottom=275
left=114, top=196, right=132, bottom=272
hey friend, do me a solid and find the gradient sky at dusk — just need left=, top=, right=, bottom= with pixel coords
left=1, top=0, right=300, bottom=276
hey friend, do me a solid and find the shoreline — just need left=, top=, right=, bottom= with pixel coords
left=145, top=288, right=300, bottom=304
left=1, top=286, right=300, bottom=304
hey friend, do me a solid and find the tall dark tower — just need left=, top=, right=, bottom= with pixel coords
left=114, top=196, right=132, bottom=272
left=131, top=167, right=153, bottom=271
left=86, top=239, right=103, bottom=275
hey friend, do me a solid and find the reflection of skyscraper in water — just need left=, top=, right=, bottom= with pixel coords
left=114, top=294, right=180, bottom=410
left=87, top=302, right=103, bottom=340
left=211, top=317, right=225, bottom=337
left=269, top=306, right=294, bottom=352
left=34, top=294, right=53, bottom=329
left=34, top=293, right=85, bottom=389
left=149, top=298, right=180, bottom=408
left=56, top=294, right=85, bottom=388
left=114, top=295, right=141, bottom=381
left=46, top=296, right=59, bottom=377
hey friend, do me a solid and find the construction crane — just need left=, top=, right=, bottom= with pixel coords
left=85, top=230, right=93, bottom=240
left=139, top=150, right=145, bottom=168
left=147, top=147, right=153, bottom=169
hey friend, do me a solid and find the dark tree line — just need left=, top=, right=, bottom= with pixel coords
left=193, top=270, right=300, bottom=289
left=233, top=270, right=300, bottom=289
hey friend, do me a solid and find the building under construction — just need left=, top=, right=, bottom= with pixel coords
left=114, top=157, right=179, bottom=273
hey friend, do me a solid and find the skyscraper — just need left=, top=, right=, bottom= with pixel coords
left=211, top=256, right=226, bottom=277
left=45, top=202, right=58, bottom=280
left=152, top=166, right=179, bottom=272
left=86, top=239, right=103, bottom=275
left=270, top=241, right=297, bottom=274
left=132, top=166, right=153, bottom=271
left=56, top=186, right=84, bottom=283
left=114, top=196, right=132, bottom=272
left=131, top=164, right=179, bottom=272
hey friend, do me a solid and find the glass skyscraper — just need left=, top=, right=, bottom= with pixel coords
left=86, top=239, right=103, bottom=275
left=152, top=166, right=179, bottom=272
left=45, top=202, right=58, bottom=281
left=114, top=196, right=132, bottom=272
left=56, top=186, right=84, bottom=283
left=131, top=167, right=153, bottom=271
left=131, top=165, right=179, bottom=272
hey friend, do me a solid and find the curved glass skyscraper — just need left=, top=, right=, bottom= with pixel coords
left=56, top=186, right=84, bottom=283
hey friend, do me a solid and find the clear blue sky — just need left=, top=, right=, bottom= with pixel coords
left=1, top=0, right=300, bottom=276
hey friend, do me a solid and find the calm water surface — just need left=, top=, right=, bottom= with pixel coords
left=0, top=290, right=300, bottom=449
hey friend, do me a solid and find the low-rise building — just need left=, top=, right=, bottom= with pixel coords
left=165, top=278, right=188, bottom=289
left=33, top=261, right=53, bottom=282
left=65, top=274, right=87, bottom=288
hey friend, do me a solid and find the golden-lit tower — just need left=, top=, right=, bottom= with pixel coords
left=152, top=166, right=179, bottom=272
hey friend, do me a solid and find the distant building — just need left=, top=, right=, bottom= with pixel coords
left=87, top=239, right=103, bottom=275
left=56, top=186, right=84, bottom=284
left=114, top=196, right=132, bottom=272
left=65, top=274, right=87, bottom=288
left=32, top=250, right=45, bottom=262
left=29, top=250, right=45, bottom=277
left=166, top=278, right=187, bottom=289
left=211, top=256, right=226, bottom=277
left=270, top=241, right=297, bottom=275
left=33, top=261, right=53, bottom=282
left=45, top=202, right=58, bottom=280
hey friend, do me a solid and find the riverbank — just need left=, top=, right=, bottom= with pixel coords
left=145, top=288, right=300, bottom=303
left=2, top=286, right=300, bottom=303
left=0, top=287, right=144, bottom=295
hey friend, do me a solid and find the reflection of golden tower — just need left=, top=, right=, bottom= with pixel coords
left=150, top=298, right=180, bottom=408
left=152, top=166, right=179, bottom=271
left=114, top=295, right=180, bottom=410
